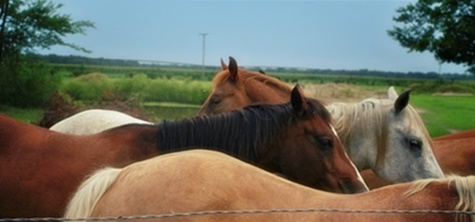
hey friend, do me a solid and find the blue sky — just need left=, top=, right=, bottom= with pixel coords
left=41, top=0, right=467, bottom=74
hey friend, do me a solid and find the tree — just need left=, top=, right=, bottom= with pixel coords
left=388, top=0, right=475, bottom=74
left=0, top=0, right=94, bottom=107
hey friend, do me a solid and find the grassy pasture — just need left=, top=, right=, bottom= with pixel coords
left=410, top=94, right=475, bottom=137
left=4, top=63, right=475, bottom=138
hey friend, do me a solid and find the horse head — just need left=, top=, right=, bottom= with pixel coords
left=199, top=56, right=291, bottom=115
left=274, top=85, right=368, bottom=193
left=373, top=86, right=444, bottom=182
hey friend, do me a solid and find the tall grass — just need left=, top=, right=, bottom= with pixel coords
left=142, top=77, right=210, bottom=105
left=60, top=73, right=212, bottom=105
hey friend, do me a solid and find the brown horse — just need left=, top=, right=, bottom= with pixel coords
left=199, top=57, right=443, bottom=186
left=0, top=86, right=367, bottom=219
left=65, top=149, right=475, bottom=222
left=432, top=130, right=475, bottom=176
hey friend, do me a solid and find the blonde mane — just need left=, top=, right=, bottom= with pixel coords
left=404, top=175, right=475, bottom=222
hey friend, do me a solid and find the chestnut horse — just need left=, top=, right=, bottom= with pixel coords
left=0, top=86, right=367, bottom=219
left=50, top=109, right=152, bottom=135
left=432, top=130, right=475, bottom=176
left=65, top=149, right=474, bottom=222
left=199, top=57, right=443, bottom=185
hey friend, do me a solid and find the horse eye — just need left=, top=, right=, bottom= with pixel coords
left=409, top=139, right=422, bottom=150
left=209, top=95, right=221, bottom=106
left=316, top=137, right=333, bottom=151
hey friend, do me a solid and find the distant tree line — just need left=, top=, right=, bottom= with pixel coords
left=28, top=53, right=141, bottom=67
left=33, top=53, right=474, bottom=81
left=263, top=67, right=472, bottom=81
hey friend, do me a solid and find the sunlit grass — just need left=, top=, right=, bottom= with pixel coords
left=410, top=94, right=475, bottom=137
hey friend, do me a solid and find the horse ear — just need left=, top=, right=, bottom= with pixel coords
left=220, top=58, right=228, bottom=70
left=394, top=89, right=412, bottom=114
left=388, top=86, right=398, bottom=100
left=228, top=56, right=238, bottom=81
left=291, top=84, right=309, bottom=117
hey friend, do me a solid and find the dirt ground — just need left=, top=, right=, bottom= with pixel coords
left=298, top=83, right=389, bottom=104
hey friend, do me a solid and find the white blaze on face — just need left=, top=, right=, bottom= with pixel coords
left=330, top=124, right=369, bottom=190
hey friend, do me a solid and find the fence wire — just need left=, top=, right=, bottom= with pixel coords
left=1, top=208, right=475, bottom=221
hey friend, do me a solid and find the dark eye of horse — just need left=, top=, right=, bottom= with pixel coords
left=409, top=139, right=422, bottom=149
left=209, top=95, right=221, bottom=106
left=408, top=138, right=422, bottom=156
left=316, top=137, right=333, bottom=152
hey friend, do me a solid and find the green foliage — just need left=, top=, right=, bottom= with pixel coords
left=0, top=0, right=95, bottom=55
left=388, top=0, right=475, bottom=74
left=0, top=105, right=43, bottom=124
left=61, top=73, right=112, bottom=101
left=60, top=73, right=212, bottom=105
left=0, top=57, right=61, bottom=107
left=142, top=77, right=211, bottom=104
left=0, top=0, right=94, bottom=109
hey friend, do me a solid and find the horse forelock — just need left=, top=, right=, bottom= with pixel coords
left=156, top=103, right=300, bottom=162
left=403, top=104, right=433, bottom=146
left=404, top=175, right=475, bottom=222
left=212, top=69, right=232, bottom=86
left=305, top=98, right=332, bottom=123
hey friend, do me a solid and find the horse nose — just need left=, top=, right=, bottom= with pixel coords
left=339, top=180, right=369, bottom=194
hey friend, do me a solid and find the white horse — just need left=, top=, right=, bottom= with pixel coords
left=326, top=86, right=444, bottom=183
left=49, top=109, right=153, bottom=135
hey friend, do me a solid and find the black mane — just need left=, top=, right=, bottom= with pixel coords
left=156, top=98, right=331, bottom=163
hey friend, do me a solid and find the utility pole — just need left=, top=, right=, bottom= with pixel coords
left=199, top=33, right=208, bottom=78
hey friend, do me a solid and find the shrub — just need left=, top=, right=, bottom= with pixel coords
left=0, top=57, right=61, bottom=107
left=61, top=72, right=112, bottom=101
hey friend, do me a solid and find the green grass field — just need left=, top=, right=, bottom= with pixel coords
left=410, top=94, right=475, bottom=137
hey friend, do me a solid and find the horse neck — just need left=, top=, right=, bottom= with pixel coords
left=0, top=114, right=49, bottom=149
left=91, top=124, right=160, bottom=167
left=156, top=107, right=292, bottom=164
left=403, top=176, right=475, bottom=222
left=241, top=72, right=291, bottom=104
left=327, top=100, right=390, bottom=170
